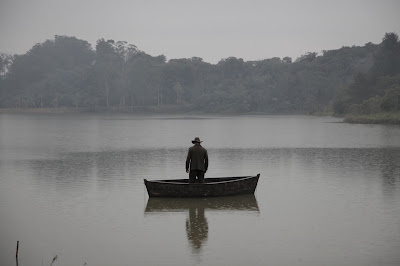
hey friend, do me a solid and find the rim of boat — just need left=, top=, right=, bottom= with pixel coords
left=144, top=174, right=259, bottom=185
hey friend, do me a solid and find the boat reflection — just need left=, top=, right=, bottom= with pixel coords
left=145, top=194, right=259, bottom=213
left=145, top=195, right=259, bottom=253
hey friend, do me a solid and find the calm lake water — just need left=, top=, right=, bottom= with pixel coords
left=0, top=114, right=399, bottom=266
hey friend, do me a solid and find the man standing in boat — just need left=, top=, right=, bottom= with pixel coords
left=186, top=137, right=209, bottom=183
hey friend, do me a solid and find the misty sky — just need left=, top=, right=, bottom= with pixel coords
left=1, top=0, right=399, bottom=63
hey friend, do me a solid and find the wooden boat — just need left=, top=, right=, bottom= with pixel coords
left=144, top=174, right=260, bottom=197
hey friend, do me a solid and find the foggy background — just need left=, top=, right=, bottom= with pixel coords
left=1, top=0, right=399, bottom=63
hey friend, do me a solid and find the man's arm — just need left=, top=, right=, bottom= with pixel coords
left=204, top=150, right=208, bottom=172
left=186, top=148, right=191, bottom=173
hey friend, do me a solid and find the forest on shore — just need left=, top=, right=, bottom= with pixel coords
left=1, top=33, right=399, bottom=122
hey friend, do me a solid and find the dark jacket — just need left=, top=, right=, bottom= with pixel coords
left=186, top=144, right=208, bottom=172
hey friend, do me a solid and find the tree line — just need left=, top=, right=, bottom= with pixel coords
left=0, top=33, right=399, bottom=114
left=333, top=33, right=400, bottom=115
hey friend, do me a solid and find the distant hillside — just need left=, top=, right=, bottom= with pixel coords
left=1, top=33, right=398, bottom=116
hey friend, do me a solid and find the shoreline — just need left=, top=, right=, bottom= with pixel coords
left=0, top=107, right=314, bottom=116
left=344, top=112, right=400, bottom=124
left=2, top=107, right=399, bottom=125
left=0, top=107, right=89, bottom=114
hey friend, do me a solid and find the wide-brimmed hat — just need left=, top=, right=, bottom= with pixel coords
left=191, top=137, right=203, bottom=144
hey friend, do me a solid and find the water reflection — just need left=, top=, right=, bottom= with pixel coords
left=145, top=195, right=259, bottom=253
left=24, top=148, right=184, bottom=179
left=186, top=204, right=208, bottom=253
left=21, top=147, right=400, bottom=186
left=145, top=194, right=259, bottom=212
left=2, top=114, right=400, bottom=266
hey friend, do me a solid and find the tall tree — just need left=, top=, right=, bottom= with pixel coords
left=94, top=39, right=122, bottom=108
left=5, top=35, right=94, bottom=108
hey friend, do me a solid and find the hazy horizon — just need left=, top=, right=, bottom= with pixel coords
left=1, top=0, right=400, bottom=63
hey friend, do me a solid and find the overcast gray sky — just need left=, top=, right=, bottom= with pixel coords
left=1, top=0, right=399, bottom=63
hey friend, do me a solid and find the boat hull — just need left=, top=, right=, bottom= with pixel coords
left=144, top=174, right=260, bottom=197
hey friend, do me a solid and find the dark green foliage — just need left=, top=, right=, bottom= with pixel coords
left=333, top=32, right=400, bottom=116
left=4, top=36, right=94, bottom=108
left=0, top=33, right=398, bottom=115
left=380, top=84, right=400, bottom=112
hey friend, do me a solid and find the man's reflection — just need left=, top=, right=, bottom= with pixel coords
left=186, top=204, right=208, bottom=253
left=145, top=195, right=259, bottom=254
